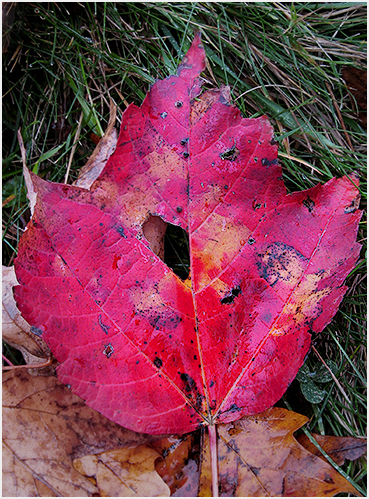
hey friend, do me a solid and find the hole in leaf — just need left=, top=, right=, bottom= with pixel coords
left=164, top=223, right=190, bottom=280
left=220, top=143, right=240, bottom=161
left=221, top=286, right=241, bottom=304
left=143, top=216, right=167, bottom=261
left=143, top=216, right=190, bottom=280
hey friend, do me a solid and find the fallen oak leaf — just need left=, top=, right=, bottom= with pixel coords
left=73, top=446, right=170, bottom=497
left=153, top=409, right=364, bottom=497
left=297, top=432, right=367, bottom=467
left=213, top=407, right=361, bottom=497
left=2, top=370, right=161, bottom=497
left=153, top=432, right=201, bottom=496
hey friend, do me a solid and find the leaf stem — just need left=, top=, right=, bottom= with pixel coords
left=208, top=424, right=219, bottom=497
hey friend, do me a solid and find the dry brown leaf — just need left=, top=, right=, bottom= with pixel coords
left=74, top=101, right=117, bottom=189
left=153, top=433, right=200, bottom=496
left=2, top=265, right=51, bottom=370
left=297, top=433, right=367, bottom=466
left=2, top=370, right=161, bottom=497
left=213, top=407, right=361, bottom=497
left=73, top=446, right=170, bottom=497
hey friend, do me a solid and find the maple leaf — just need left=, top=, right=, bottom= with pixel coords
left=14, top=33, right=361, bottom=439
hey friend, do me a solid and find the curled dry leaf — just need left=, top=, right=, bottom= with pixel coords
left=73, top=446, right=170, bottom=497
left=153, top=432, right=201, bottom=496
left=2, top=370, right=160, bottom=497
left=74, top=101, right=118, bottom=189
left=2, top=265, right=51, bottom=370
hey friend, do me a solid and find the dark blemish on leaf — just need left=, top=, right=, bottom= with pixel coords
left=179, top=372, right=196, bottom=393
left=224, top=403, right=241, bottom=414
left=98, top=314, right=110, bottom=335
left=253, top=200, right=262, bottom=210
left=248, top=237, right=255, bottom=245
left=344, top=195, right=360, bottom=214
left=30, top=326, right=44, bottom=337
left=175, top=101, right=183, bottom=108
left=210, top=380, right=215, bottom=387
left=224, top=185, right=228, bottom=190
left=220, top=143, right=240, bottom=161
left=146, top=313, right=182, bottom=330
left=160, top=112, right=168, bottom=118
left=258, top=242, right=308, bottom=286
left=103, top=343, right=114, bottom=358
left=183, top=152, right=189, bottom=158
left=261, top=158, right=278, bottom=167
left=302, top=196, right=315, bottom=213
left=270, top=136, right=278, bottom=145
left=323, top=474, right=334, bottom=484
left=176, top=206, right=183, bottom=213
left=221, top=286, right=242, bottom=305
left=196, top=392, right=204, bottom=408
left=99, top=222, right=103, bottom=226
left=60, top=255, right=68, bottom=266
left=250, top=466, right=260, bottom=476
left=254, top=157, right=258, bottom=162
left=136, top=360, right=139, bottom=364
left=116, top=226, right=127, bottom=238
left=180, top=138, right=189, bottom=145
left=154, top=357, right=163, bottom=369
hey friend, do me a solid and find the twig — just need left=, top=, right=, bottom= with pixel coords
left=2, top=357, right=53, bottom=371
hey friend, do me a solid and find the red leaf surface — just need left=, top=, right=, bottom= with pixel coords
left=14, top=34, right=362, bottom=435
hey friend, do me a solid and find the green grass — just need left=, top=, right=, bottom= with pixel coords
left=3, top=2, right=366, bottom=494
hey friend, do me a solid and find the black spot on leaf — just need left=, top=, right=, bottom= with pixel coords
left=261, top=158, right=278, bottom=167
left=154, top=357, right=163, bottom=368
left=116, top=226, right=127, bottom=238
left=220, top=143, right=240, bottom=161
left=30, top=326, right=44, bottom=337
left=302, top=196, right=315, bottom=213
left=103, top=343, right=114, bottom=358
left=221, top=286, right=242, bottom=304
